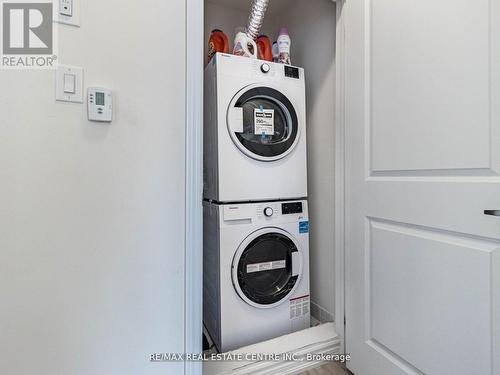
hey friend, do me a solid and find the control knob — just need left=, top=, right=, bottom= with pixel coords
left=264, top=207, right=274, bottom=217
left=261, top=63, right=271, bottom=74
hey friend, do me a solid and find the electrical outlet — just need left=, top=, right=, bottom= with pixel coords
left=59, top=0, right=72, bottom=16
left=56, top=0, right=80, bottom=27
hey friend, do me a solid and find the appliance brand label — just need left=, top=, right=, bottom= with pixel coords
left=246, top=259, right=286, bottom=274
left=299, top=221, right=309, bottom=234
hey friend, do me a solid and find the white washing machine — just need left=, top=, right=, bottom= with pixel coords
left=204, top=53, right=308, bottom=202
left=203, top=199, right=310, bottom=353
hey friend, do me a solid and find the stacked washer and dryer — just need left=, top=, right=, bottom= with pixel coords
left=203, top=53, right=310, bottom=353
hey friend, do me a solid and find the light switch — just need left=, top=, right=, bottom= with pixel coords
left=56, top=65, right=83, bottom=103
left=63, top=73, right=76, bottom=93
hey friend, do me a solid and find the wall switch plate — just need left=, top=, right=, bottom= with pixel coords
left=59, top=0, right=72, bottom=16
left=56, top=0, right=80, bottom=27
left=56, top=65, right=83, bottom=103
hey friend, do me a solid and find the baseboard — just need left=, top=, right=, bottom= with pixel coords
left=310, top=301, right=334, bottom=324
left=204, top=323, right=341, bottom=375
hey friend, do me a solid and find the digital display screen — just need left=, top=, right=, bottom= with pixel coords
left=284, top=66, right=300, bottom=79
left=95, top=92, right=105, bottom=106
left=282, top=202, right=303, bottom=215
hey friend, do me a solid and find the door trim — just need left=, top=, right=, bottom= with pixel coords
left=184, top=0, right=204, bottom=373
left=334, top=0, right=346, bottom=353
left=185, top=0, right=345, bottom=372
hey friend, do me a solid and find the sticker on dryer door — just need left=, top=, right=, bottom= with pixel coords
left=254, top=108, right=274, bottom=136
left=247, top=260, right=286, bottom=274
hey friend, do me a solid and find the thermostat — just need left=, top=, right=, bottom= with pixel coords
left=87, top=87, right=113, bottom=122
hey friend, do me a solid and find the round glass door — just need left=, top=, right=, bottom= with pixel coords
left=227, top=86, right=300, bottom=161
left=232, top=228, right=302, bottom=308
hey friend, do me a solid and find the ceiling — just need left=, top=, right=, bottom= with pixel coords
left=207, top=0, right=292, bottom=17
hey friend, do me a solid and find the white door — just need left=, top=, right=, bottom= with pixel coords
left=343, top=0, right=500, bottom=374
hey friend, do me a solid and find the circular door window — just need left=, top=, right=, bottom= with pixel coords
left=227, top=86, right=300, bottom=161
left=232, top=228, right=303, bottom=309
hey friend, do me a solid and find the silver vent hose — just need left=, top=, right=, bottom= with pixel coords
left=246, top=0, right=270, bottom=41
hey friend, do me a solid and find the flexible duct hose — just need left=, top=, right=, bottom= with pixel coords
left=246, top=0, right=270, bottom=41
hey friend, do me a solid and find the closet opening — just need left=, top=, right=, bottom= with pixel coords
left=201, top=0, right=339, bottom=371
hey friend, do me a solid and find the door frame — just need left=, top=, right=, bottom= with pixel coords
left=184, top=1, right=348, bottom=372
left=334, top=0, right=346, bottom=352
left=184, top=0, right=204, bottom=374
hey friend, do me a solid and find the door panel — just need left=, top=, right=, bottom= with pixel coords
left=344, top=0, right=500, bottom=374
left=369, top=0, right=492, bottom=174
left=234, top=232, right=299, bottom=306
left=231, top=228, right=303, bottom=309
left=369, top=219, right=496, bottom=375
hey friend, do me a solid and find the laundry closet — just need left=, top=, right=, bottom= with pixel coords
left=202, top=0, right=337, bottom=356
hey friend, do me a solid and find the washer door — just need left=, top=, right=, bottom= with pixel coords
left=227, top=85, right=300, bottom=161
left=232, top=228, right=303, bottom=309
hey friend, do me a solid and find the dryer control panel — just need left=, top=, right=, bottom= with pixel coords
left=284, top=65, right=300, bottom=79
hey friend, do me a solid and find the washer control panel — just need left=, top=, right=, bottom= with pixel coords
left=263, top=207, right=274, bottom=217
left=223, top=201, right=307, bottom=224
left=256, top=203, right=280, bottom=219
left=282, top=202, right=303, bottom=215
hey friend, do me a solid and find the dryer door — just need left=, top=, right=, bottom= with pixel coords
left=232, top=228, right=303, bottom=309
left=227, top=85, right=300, bottom=162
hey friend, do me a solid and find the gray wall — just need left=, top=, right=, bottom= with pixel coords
left=274, top=0, right=337, bottom=323
left=0, top=0, right=187, bottom=374
left=204, top=0, right=276, bottom=64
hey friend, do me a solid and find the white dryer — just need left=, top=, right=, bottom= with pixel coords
left=203, top=199, right=310, bottom=353
left=204, top=53, right=307, bottom=202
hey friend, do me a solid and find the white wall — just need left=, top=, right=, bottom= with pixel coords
left=273, top=0, right=337, bottom=322
left=0, top=1, right=187, bottom=374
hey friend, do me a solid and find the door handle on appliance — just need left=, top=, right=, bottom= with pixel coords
left=292, top=251, right=301, bottom=276
left=484, top=210, right=500, bottom=217
left=228, top=107, right=244, bottom=133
